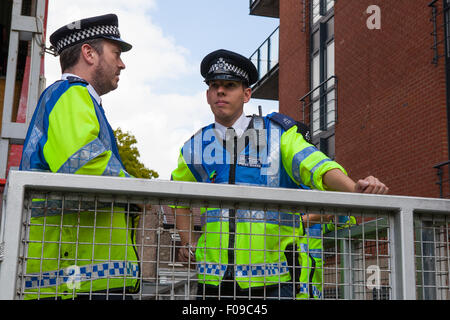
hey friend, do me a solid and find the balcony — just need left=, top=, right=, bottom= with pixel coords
left=250, top=27, right=279, bottom=100
left=434, top=160, right=450, bottom=198
left=249, top=0, right=279, bottom=18
left=1, top=171, right=449, bottom=300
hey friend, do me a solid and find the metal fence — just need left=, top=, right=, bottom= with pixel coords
left=0, top=171, right=449, bottom=300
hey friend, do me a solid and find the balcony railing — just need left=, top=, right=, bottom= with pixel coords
left=250, top=27, right=279, bottom=100
left=434, top=160, right=450, bottom=198
left=299, top=75, right=337, bottom=138
left=250, top=26, right=279, bottom=83
left=1, top=171, right=449, bottom=300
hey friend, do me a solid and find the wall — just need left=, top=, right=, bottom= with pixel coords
left=278, top=0, right=449, bottom=197
left=334, top=0, right=448, bottom=197
left=279, top=0, right=310, bottom=121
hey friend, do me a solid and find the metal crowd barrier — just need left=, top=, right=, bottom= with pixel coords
left=0, top=171, right=449, bottom=300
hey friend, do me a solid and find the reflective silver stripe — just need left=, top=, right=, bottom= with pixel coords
left=309, top=158, right=332, bottom=189
left=21, top=82, right=64, bottom=171
left=200, top=209, right=229, bottom=226
left=291, top=146, right=318, bottom=184
left=264, top=121, right=281, bottom=186
left=182, top=129, right=209, bottom=182
left=102, top=152, right=129, bottom=176
left=201, top=209, right=301, bottom=228
left=299, top=243, right=323, bottom=259
left=30, top=199, right=98, bottom=218
left=58, top=138, right=107, bottom=174
left=24, top=261, right=139, bottom=289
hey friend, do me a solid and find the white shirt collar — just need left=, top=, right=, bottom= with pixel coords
left=214, top=112, right=251, bottom=140
left=61, top=73, right=102, bottom=105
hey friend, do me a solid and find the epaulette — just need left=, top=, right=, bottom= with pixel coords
left=267, top=112, right=312, bottom=144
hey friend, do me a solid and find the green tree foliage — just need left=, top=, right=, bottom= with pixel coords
left=114, top=128, right=159, bottom=179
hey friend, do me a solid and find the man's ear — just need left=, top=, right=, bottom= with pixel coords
left=243, top=87, right=252, bottom=103
left=80, top=43, right=97, bottom=66
left=206, top=87, right=212, bottom=106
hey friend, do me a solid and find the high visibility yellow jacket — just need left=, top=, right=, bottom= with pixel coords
left=297, top=216, right=357, bottom=299
left=20, top=77, right=139, bottom=299
left=171, top=113, right=347, bottom=291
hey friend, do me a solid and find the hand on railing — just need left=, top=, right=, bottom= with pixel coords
left=355, top=176, right=389, bottom=194
left=178, top=241, right=197, bottom=262
left=323, top=169, right=389, bottom=194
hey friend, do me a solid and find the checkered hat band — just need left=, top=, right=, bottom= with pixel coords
left=56, top=25, right=120, bottom=53
left=208, top=57, right=250, bottom=82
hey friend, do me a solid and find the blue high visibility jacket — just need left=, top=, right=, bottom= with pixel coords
left=171, top=112, right=348, bottom=291
left=19, top=77, right=139, bottom=300
left=20, top=77, right=129, bottom=177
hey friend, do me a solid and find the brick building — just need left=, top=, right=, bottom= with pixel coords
left=250, top=0, right=450, bottom=198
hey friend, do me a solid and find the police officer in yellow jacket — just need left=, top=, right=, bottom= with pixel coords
left=19, top=14, right=139, bottom=300
left=171, top=49, right=389, bottom=300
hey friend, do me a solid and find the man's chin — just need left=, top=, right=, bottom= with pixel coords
left=110, top=82, right=119, bottom=92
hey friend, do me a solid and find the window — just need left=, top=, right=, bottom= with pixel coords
left=312, top=0, right=334, bottom=24
left=445, top=0, right=450, bottom=58
left=310, top=1, right=336, bottom=150
left=320, top=134, right=335, bottom=159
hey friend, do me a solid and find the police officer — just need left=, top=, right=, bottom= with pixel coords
left=20, top=14, right=139, bottom=300
left=171, top=49, right=389, bottom=300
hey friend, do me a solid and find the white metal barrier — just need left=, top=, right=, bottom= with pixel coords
left=0, top=171, right=449, bottom=300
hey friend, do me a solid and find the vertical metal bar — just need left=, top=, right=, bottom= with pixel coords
left=26, top=0, right=46, bottom=126
left=319, top=23, right=326, bottom=131
left=333, top=217, right=339, bottom=299
left=430, top=1, right=439, bottom=65
left=137, top=201, right=145, bottom=301
left=17, top=191, right=31, bottom=300
left=184, top=206, right=192, bottom=300
left=0, top=172, right=25, bottom=299
left=422, top=220, right=437, bottom=299
left=319, top=211, right=325, bottom=300
left=437, top=166, right=444, bottom=198
left=88, top=197, right=99, bottom=298
left=334, top=77, right=338, bottom=125
left=446, top=216, right=450, bottom=300
left=340, top=237, right=351, bottom=299
left=361, top=214, right=366, bottom=300
left=0, top=140, right=9, bottom=180
left=267, top=32, right=271, bottom=72
left=301, top=0, right=306, bottom=32
left=1, top=0, right=20, bottom=134
left=122, top=200, right=131, bottom=300
left=391, top=207, right=417, bottom=300
left=448, top=164, right=450, bottom=198
left=155, top=208, right=161, bottom=300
